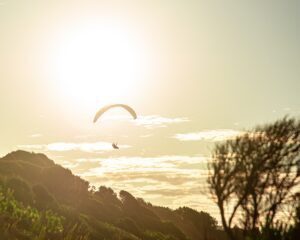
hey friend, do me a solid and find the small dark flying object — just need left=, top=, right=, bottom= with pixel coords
left=112, top=142, right=119, bottom=149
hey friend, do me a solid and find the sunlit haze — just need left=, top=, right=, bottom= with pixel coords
left=1, top=0, right=299, bottom=222
left=49, top=19, right=150, bottom=109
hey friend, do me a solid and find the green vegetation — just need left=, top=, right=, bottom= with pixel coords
left=0, top=150, right=221, bottom=240
left=0, top=184, right=85, bottom=240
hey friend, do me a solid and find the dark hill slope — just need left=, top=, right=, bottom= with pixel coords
left=0, top=150, right=225, bottom=240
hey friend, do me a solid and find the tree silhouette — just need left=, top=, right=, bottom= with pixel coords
left=208, top=117, right=300, bottom=240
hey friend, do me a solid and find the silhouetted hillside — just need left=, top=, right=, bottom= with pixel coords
left=0, top=150, right=227, bottom=240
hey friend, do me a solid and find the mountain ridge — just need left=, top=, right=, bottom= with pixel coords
left=0, top=150, right=227, bottom=240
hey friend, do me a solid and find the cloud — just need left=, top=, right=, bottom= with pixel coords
left=140, top=134, right=154, bottom=138
left=102, top=114, right=189, bottom=128
left=79, top=155, right=208, bottom=172
left=18, top=141, right=131, bottom=153
left=174, top=129, right=244, bottom=142
left=29, top=133, right=42, bottom=138
left=135, top=115, right=190, bottom=128
left=142, top=186, right=202, bottom=197
left=60, top=160, right=79, bottom=169
left=77, top=155, right=209, bottom=185
left=85, top=171, right=201, bottom=185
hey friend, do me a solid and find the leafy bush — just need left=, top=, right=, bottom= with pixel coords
left=0, top=185, right=63, bottom=239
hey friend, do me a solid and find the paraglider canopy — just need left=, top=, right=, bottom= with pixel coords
left=93, top=104, right=137, bottom=123
left=93, top=104, right=137, bottom=150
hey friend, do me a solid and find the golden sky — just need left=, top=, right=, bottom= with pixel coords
left=0, top=0, right=300, bottom=221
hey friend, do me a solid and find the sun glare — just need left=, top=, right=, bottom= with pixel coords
left=50, top=21, right=148, bottom=111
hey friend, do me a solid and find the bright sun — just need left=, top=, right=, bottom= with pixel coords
left=50, top=20, right=148, bottom=111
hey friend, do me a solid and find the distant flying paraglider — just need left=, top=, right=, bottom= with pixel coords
left=93, top=104, right=137, bottom=150
left=112, top=143, right=119, bottom=149
left=93, top=104, right=137, bottom=123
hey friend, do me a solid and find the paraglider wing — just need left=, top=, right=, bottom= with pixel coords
left=93, top=104, right=137, bottom=123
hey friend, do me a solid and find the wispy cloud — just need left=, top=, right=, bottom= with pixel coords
left=174, top=129, right=244, bottom=142
left=29, top=133, right=42, bottom=138
left=78, top=155, right=208, bottom=183
left=96, top=114, right=189, bottom=128
left=18, top=141, right=131, bottom=153
left=60, top=160, right=79, bottom=169
left=272, top=107, right=300, bottom=116
left=135, top=115, right=190, bottom=128
left=140, top=134, right=154, bottom=138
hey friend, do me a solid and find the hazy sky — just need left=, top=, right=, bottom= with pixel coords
left=1, top=0, right=299, bottom=221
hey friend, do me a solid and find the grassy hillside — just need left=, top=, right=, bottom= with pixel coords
left=0, top=150, right=227, bottom=240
